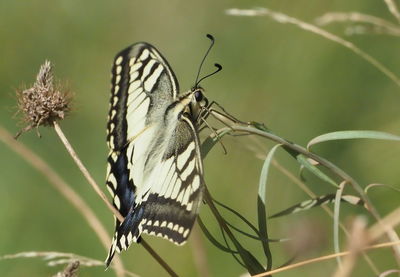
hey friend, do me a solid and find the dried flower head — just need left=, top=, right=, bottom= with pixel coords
left=15, top=60, right=71, bottom=138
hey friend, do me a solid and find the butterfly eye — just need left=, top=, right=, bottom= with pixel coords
left=194, top=90, right=203, bottom=102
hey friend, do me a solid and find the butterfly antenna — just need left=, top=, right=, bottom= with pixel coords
left=196, top=64, right=222, bottom=87
left=195, top=34, right=222, bottom=87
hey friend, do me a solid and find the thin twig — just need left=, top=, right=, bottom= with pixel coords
left=315, top=12, right=400, bottom=36
left=369, top=205, right=400, bottom=242
left=384, top=0, right=400, bottom=23
left=215, top=123, right=400, bottom=261
left=190, top=225, right=210, bottom=277
left=253, top=240, right=400, bottom=277
left=0, top=126, right=126, bottom=277
left=53, top=121, right=123, bottom=222
left=0, top=251, right=140, bottom=277
left=52, top=121, right=178, bottom=276
left=245, top=136, right=379, bottom=274
left=332, top=217, right=368, bottom=277
left=226, top=7, right=400, bottom=88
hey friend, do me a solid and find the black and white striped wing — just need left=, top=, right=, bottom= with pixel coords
left=140, top=115, right=204, bottom=242
left=105, top=43, right=203, bottom=266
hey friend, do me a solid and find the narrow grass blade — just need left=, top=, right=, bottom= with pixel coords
left=333, top=182, right=346, bottom=266
left=307, top=130, right=400, bottom=149
left=269, top=193, right=365, bottom=218
left=201, top=129, right=231, bottom=158
left=213, top=198, right=284, bottom=242
left=258, top=144, right=281, bottom=270
left=296, top=154, right=338, bottom=188
left=197, top=217, right=238, bottom=254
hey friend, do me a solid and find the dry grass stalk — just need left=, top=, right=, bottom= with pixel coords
left=52, top=260, right=80, bottom=277
left=53, top=121, right=178, bottom=276
left=52, top=121, right=123, bottom=223
left=189, top=225, right=210, bottom=277
left=252, top=240, right=400, bottom=277
left=332, top=217, right=369, bottom=277
left=315, top=12, right=400, bottom=36
left=0, top=126, right=126, bottom=277
left=369, top=205, right=400, bottom=242
left=243, top=135, right=380, bottom=274
left=384, top=0, right=400, bottom=23
left=225, top=7, right=400, bottom=88
left=0, top=251, right=140, bottom=277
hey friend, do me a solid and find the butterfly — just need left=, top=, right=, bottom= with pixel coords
left=105, top=35, right=221, bottom=266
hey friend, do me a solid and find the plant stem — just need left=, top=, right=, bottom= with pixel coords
left=52, top=121, right=178, bottom=276
left=212, top=122, right=400, bottom=262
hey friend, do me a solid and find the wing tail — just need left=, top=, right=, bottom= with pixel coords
left=105, top=206, right=145, bottom=267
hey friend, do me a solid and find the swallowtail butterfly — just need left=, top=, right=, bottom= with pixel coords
left=105, top=36, right=219, bottom=266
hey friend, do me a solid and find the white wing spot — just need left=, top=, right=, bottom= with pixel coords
left=115, top=75, right=121, bottom=84
left=127, top=232, right=133, bottom=244
left=192, top=175, right=200, bottom=191
left=115, top=56, right=123, bottom=65
left=183, top=229, right=190, bottom=238
left=130, top=71, right=139, bottom=81
left=120, top=235, right=127, bottom=250
left=116, top=65, right=122, bottom=75
left=170, top=179, right=182, bottom=200
left=108, top=173, right=118, bottom=190
left=186, top=202, right=193, bottom=211
left=167, top=222, right=173, bottom=229
left=129, top=57, right=136, bottom=66
left=130, top=62, right=142, bottom=73
left=113, top=95, right=118, bottom=105
left=110, top=109, right=117, bottom=120
left=128, top=80, right=141, bottom=94
left=109, top=122, right=115, bottom=132
left=176, top=189, right=184, bottom=203
left=182, top=187, right=191, bottom=206
left=111, top=152, right=118, bottom=162
left=178, top=226, right=184, bottom=234
left=139, top=49, right=150, bottom=61
left=144, top=64, right=163, bottom=91
left=113, top=85, right=119, bottom=95
left=181, top=159, right=195, bottom=181
left=177, top=142, right=195, bottom=170
left=141, top=59, right=157, bottom=81
left=114, top=195, right=121, bottom=209
left=106, top=184, right=114, bottom=196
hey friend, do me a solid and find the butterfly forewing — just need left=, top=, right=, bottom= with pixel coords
left=105, top=43, right=204, bottom=266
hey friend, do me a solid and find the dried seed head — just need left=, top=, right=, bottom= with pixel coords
left=15, top=60, right=72, bottom=138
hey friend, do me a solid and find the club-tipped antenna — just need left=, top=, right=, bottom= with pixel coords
left=195, top=63, right=222, bottom=86
left=195, top=34, right=219, bottom=87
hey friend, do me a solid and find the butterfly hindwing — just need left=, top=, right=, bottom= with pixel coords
left=105, top=43, right=204, bottom=266
left=140, top=115, right=204, bottom=244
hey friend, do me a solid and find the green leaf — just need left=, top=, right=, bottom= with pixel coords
left=213, top=198, right=284, bottom=242
left=333, top=183, right=345, bottom=266
left=268, top=193, right=365, bottom=218
left=296, top=154, right=338, bottom=188
left=197, top=217, right=238, bottom=254
left=258, top=144, right=281, bottom=271
left=200, top=129, right=231, bottom=158
left=307, top=130, right=400, bottom=149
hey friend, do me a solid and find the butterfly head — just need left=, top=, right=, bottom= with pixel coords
left=188, top=87, right=208, bottom=120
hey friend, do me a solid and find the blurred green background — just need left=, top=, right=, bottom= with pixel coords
left=1, top=0, right=400, bottom=276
